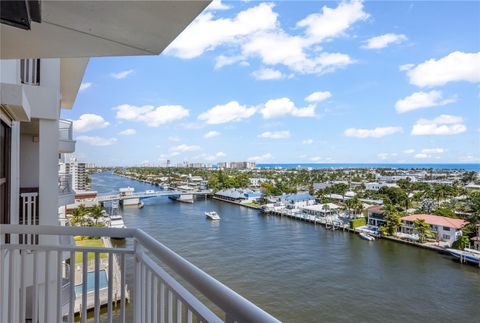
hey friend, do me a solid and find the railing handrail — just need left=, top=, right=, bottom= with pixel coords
left=135, top=229, right=280, bottom=322
left=58, top=119, right=74, bottom=141
left=1, top=224, right=280, bottom=322
left=0, top=224, right=136, bottom=239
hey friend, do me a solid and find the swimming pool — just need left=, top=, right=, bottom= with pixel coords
left=74, top=270, right=108, bottom=295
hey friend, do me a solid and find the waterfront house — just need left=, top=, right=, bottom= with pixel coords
left=472, top=224, right=480, bottom=251
left=214, top=188, right=262, bottom=203
left=279, top=193, right=316, bottom=208
left=399, top=214, right=469, bottom=247
left=365, top=182, right=399, bottom=191
left=301, top=203, right=340, bottom=217
left=0, top=1, right=278, bottom=322
left=367, top=205, right=386, bottom=227
left=250, top=177, right=270, bottom=188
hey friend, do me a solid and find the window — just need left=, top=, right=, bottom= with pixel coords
left=442, top=234, right=450, bottom=240
left=20, top=58, right=40, bottom=85
left=443, top=226, right=451, bottom=231
left=0, top=118, right=11, bottom=226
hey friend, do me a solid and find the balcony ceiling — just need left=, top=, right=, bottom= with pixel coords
left=0, top=0, right=210, bottom=59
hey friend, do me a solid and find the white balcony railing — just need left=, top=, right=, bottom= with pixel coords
left=59, top=119, right=74, bottom=142
left=0, top=225, right=279, bottom=323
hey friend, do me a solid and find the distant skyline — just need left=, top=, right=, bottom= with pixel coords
left=62, top=0, right=480, bottom=166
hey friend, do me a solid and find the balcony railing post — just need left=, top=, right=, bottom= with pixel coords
left=133, top=239, right=143, bottom=323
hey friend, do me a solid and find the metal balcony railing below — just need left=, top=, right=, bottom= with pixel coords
left=0, top=225, right=280, bottom=323
left=59, top=119, right=74, bottom=142
left=58, top=173, right=73, bottom=195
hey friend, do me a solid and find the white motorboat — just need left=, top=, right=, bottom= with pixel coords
left=109, top=215, right=126, bottom=229
left=205, top=211, right=220, bottom=221
left=359, top=232, right=375, bottom=241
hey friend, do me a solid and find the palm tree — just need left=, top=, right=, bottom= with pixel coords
left=89, top=204, right=103, bottom=225
left=413, top=219, right=432, bottom=243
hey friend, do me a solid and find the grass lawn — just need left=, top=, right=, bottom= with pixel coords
left=74, top=238, right=108, bottom=264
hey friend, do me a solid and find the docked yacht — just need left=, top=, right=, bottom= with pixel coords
left=205, top=211, right=221, bottom=221
left=447, top=248, right=480, bottom=265
left=109, top=214, right=126, bottom=229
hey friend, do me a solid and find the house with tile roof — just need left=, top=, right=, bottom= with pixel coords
left=400, top=214, right=469, bottom=246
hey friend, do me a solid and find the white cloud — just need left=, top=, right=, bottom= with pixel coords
left=411, top=114, right=467, bottom=136
left=344, top=126, right=403, bottom=138
left=406, top=51, right=480, bottom=87
left=403, top=149, right=415, bottom=154
left=297, top=0, right=369, bottom=44
left=399, top=64, right=414, bottom=71
left=242, top=32, right=354, bottom=75
left=258, top=131, right=291, bottom=139
left=395, top=90, right=456, bottom=113
left=170, top=144, right=201, bottom=153
left=302, top=139, right=314, bottom=145
left=260, top=97, right=315, bottom=119
left=115, top=104, right=189, bottom=127
left=198, top=101, right=256, bottom=124
left=207, top=0, right=230, bottom=11
left=414, top=153, right=429, bottom=159
left=413, top=148, right=445, bottom=160
left=111, top=69, right=134, bottom=80
left=118, top=128, right=136, bottom=136
left=168, top=136, right=181, bottom=142
left=214, top=55, right=246, bottom=69
left=204, top=130, right=221, bottom=138
left=247, top=153, right=273, bottom=162
left=77, top=136, right=117, bottom=146
left=421, top=148, right=445, bottom=154
left=79, top=82, right=92, bottom=91
left=251, top=68, right=284, bottom=80
left=377, top=152, right=398, bottom=160
left=362, top=33, right=407, bottom=49
left=205, top=151, right=227, bottom=161
left=166, top=3, right=278, bottom=59
left=73, top=114, right=110, bottom=133
left=305, top=91, right=331, bottom=103
left=168, top=1, right=366, bottom=76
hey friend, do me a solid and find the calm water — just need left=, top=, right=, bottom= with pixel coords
left=92, top=173, right=479, bottom=322
left=258, top=163, right=480, bottom=170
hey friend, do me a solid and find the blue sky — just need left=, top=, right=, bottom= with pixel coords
left=63, top=0, right=480, bottom=166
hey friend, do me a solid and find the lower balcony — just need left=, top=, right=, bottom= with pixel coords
left=58, top=173, right=75, bottom=207
left=0, top=224, right=279, bottom=323
left=58, top=119, right=76, bottom=153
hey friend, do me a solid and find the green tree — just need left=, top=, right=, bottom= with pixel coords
left=433, top=207, right=455, bottom=218
left=413, top=219, right=432, bottom=243
left=382, top=204, right=402, bottom=236
left=452, top=235, right=470, bottom=250
left=89, top=204, right=103, bottom=224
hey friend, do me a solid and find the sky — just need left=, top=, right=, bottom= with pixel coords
left=62, top=0, right=480, bottom=166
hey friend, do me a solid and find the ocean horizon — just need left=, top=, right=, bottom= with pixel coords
left=257, top=163, right=480, bottom=171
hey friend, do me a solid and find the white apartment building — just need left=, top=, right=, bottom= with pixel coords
left=0, top=2, right=277, bottom=323
left=60, top=157, right=87, bottom=191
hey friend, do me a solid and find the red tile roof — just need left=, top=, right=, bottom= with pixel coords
left=367, top=205, right=384, bottom=213
left=400, top=214, right=469, bottom=229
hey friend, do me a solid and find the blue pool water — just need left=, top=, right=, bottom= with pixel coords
left=74, top=270, right=108, bottom=295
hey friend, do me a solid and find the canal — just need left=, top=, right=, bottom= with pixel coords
left=92, top=172, right=480, bottom=322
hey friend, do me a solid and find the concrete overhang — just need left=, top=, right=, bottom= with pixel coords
left=0, top=0, right=211, bottom=59
left=61, top=58, right=89, bottom=109
left=0, top=83, right=31, bottom=121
